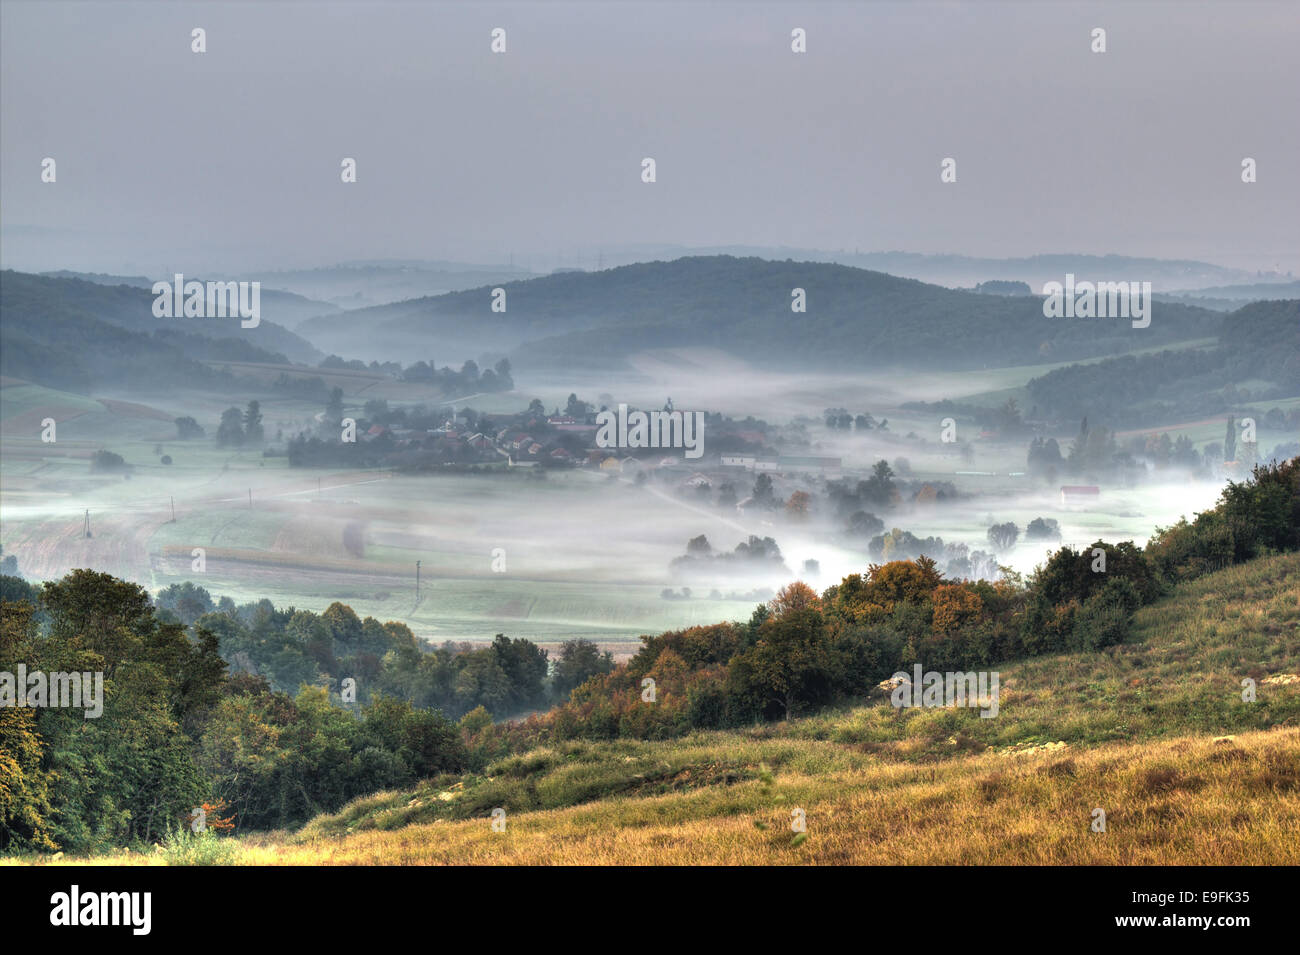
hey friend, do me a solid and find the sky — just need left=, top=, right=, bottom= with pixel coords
left=2, top=0, right=1297, bottom=276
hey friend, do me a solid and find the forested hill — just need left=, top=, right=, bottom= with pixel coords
left=1, top=271, right=322, bottom=365
left=298, top=256, right=1225, bottom=371
left=0, top=271, right=310, bottom=393
left=1024, top=298, right=1300, bottom=428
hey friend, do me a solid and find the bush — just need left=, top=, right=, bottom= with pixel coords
left=1070, top=578, right=1139, bottom=651
left=90, top=449, right=129, bottom=473
left=159, top=826, right=238, bottom=866
left=1071, top=601, right=1130, bottom=651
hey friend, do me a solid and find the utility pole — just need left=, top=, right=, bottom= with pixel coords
left=415, top=560, right=421, bottom=600
left=248, top=488, right=252, bottom=508
left=170, top=497, right=176, bottom=522
left=84, top=509, right=91, bottom=538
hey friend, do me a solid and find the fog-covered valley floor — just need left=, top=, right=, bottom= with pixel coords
left=0, top=353, right=1241, bottom=656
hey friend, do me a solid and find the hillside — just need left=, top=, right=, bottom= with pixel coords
left=38, top=551, right=1298, bottom=866
left=1024, top=298, right=1300, bottom=428
left=1, top=271, right=324, bottom=366
left=297, top=256, right=1225, bottom=371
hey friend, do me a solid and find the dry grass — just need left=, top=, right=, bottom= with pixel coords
left=17, top=727, right=1296, bottom=866
left=270, top=727, right=1300, bottom=865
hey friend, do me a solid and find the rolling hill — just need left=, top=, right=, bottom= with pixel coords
left=297, top=256, right=1227, bottom=371
left=0, top=271, right=316, bottom=394
left=3, top=271, right=323, bottom=364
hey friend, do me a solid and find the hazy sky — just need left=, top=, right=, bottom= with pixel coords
left=2, top=0, right=1297, bottom=275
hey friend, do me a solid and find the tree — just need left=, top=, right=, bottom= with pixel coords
left=823, top=408, right=852, bottom=430
left=21, top=570, right=226, bottom=848
left=551, top=639, right=615, bottom=702
left=175, top=416, right=205, bottom=440
left=785, top=490, right=811, bottom=518
left=91, top=449, right=129, bottom=472
left=717, top=483, right=737, bottom=510
left=997, top=398, right=1023, bottom=434
left=861, top=460, right=896, bottom=508
left=1025, top=517, right=1061, bottom=541
left=325, top=388, right=344, bottom=426
left=565, top=393, right=588, bottom=418
left=1224, top=416, right=1237, bottom=463
left=491, top=633, right=549, bottom=712
left=728, top=608, right=832, bottom=720
left=1027, top=436, right=1063, bottom=476
left=847, top=510, right=884, bottom=538
left=216, top=407, right=245, bottom=447
left=493, top=358, right=513, bottom=390
left=753, top=473, right=775, bottom=508
left=768, top=582, right=822, bottom=619
left=987, top=522, right=1019, bottom=552
left=243, top=400, right=264, bottom=444
left=0, top=602, right=57, bottom=851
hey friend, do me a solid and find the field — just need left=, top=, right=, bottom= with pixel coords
left=0, top=362, right=1256, bottom=650
left=18, top=552, right=1299, bottom=866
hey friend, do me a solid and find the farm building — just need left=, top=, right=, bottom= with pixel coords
left=721, top=454, right=756, bottom=468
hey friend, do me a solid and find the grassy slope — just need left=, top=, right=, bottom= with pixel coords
left=25, top=552, right=1298, bottom=866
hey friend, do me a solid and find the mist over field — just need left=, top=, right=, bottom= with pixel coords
left=0, top=342, right=1278, bottom=653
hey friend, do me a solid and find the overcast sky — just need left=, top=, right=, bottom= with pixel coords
left=2, top=0, right=1297, bottom=276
